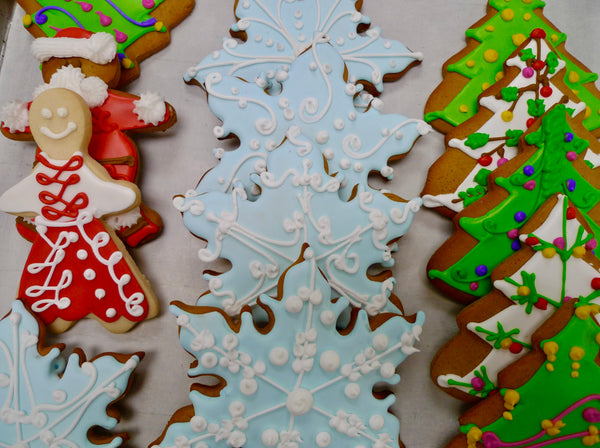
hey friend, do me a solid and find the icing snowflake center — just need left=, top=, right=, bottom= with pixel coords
left=286, top=388, right=314, bottom=416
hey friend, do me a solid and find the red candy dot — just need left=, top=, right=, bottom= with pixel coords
left=525, top=237, right=540, bottom=246
left=509, top=342, right=523, bottom=354
left=566, top=207, right=576, bottom=220
left=530, top=28, right=547, bottom=39
left=534, top=298, right=548, bottom=310
left=592, top=278, right=600, bottom=290
left=540, top=86, right=553, bottom=98
left=478, top=155, right=493, bottom=167
left=527, top=118, right=536, bottom=128
left=533, top=60, right=545, bottom=71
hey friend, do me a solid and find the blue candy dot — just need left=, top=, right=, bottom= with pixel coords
left=566, top=179, right=576, bottom=192
left=511, top=240, right=521, bottom=251
left=475, top=265, right=488, bottom=276
left=565, top=132, right=574, bottom=142
left=515, top=211, right=527, bottom=223
left=523, top=165, right=535, bottom=176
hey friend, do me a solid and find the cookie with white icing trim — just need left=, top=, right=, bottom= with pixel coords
left=18, top=0, right=195, bottom=86
left=432, top=194, right=600, bottom=402
left=0, top=88, right=158, bottom=333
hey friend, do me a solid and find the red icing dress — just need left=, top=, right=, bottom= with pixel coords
left=0, top=152, right=150, bottom=326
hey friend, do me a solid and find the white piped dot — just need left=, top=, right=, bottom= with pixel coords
left=84, top=269, right=96, bottom=281
left=269, top=347, right=289, bottom=366
left=201, top=352, right=218, bottom=368
left=345, top=382, right=361, bottom=399
left=370, top=414, right=385, bottom=430
left=319, top=350, right=340, bottom=372
left=105, top=308, right=116, bottom=318
left=320, top=310, right=336, bottom=326
left=373, top=334, right=389, bottom=351
left=95, top=289, right=105, bottom=299
left=77, top=250, right=88, bottom=260
left=316, top=432, right=331, bottom=447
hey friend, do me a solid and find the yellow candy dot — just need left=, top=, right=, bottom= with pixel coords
left=544, top=341, right=559, bottom=356
left=467, top=427, right=483, bottom=444
left=517, top=286, right=531, bottom=297
left=596, top=332, right=600, bottom=345
left=500, top=338, right=512, bottom=349
left=486, top=25, right=495, bottom=32
left=570, top=346, right=585, bottom=361
left=154, top=21, right=164, bottom=31
left=585, top=106, right=592, bottom=119
left=23, top=14, right=32, bottom=27
left=495, top=71, right=504, bottom=82
left=501, top=110, right=514, bottom=122
left=572, top=362, right=581, bottom=370
left=572, top=371, right=580, bottom=378
left=512, top=33, right=526, bottom=46
left=466, top=60, right=476, bottom=68
left=573, top=246, right=586, bottom=258
left=551, top=34, right=559, bottom=43
left=523, top=13, right=532, bottom=21
left=546, top=363, right=554, bottom=372
left=523, top=0, right=533, bottom=3
left=542, top=247, right=556, bottom=258
left=121, top=58, right=133, bottom=69
left=576, top=306, right=592, bottom=320
left=482, top=82, right=491, bottom=91
left=501, top=9, right=515, bottom=21
left=569, top=71, right=581, bottom=84
left=503, top=411, right=513, bottom=420
left=484, top=49, right=499, bottom=63
left=459, top=104, right=469, bottom=113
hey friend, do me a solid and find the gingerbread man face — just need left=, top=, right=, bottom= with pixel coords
left=29, top=88, right=92, bottom=160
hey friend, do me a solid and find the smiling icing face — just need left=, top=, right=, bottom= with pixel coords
left=29, top=88, right=92, bottom=160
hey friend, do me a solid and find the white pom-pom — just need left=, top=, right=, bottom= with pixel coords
left=1, top=100, right=29, bottom=132
left=133, top=92, right=166, bottom=125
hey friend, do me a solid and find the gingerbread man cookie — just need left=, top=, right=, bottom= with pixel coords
left=0, top=88, right=158, bottom=333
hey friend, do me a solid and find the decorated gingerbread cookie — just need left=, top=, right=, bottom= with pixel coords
left=151, top=248, right=423, bottom=448
left=432, top=194, right=600, bottom=402
left=424, top=0, right=600, bottom=136
left=0, top=88, right=158, bottom=333
left=175, top=139, right=421, bottom=316
left=2, top=28, right=177, bottom=247
left=189, top=35, right=429, bottom=199
left=185, top=0, right=422, bottom=94
left=0, top=299, right=142, bottom=447
left=422, top=29, right=588, bottom=217
left=446, top=300, right=600, bottom=448
left=428, top=104, right=600, bottom=304
left=18, top=0, right=195, bottom=86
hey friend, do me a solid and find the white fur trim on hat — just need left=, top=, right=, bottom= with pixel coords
left=33, top=65, right=109, bottom=108
left=1, top=101, right=29, bottom=132
left=133, top=92, right=166, bottom=125
left=31, top=32, right=117, bottom=65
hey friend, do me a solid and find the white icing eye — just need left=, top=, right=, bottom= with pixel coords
left=41, top=108, right=52, bottom=119
left=57, top=107, right=68, bottom=118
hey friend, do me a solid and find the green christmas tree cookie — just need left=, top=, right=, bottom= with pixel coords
left=424, top=0, right=600, bottom=136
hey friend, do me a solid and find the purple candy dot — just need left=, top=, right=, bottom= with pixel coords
left=523, top=67, right=534, bottom=78
left=482, top=433, right=502, bottom=448
left=515, top=211, right=527, bottom=223
left=583, top=407, right=600, bottom=423
left=523, top=165, right=535, bottom=176
left=511, top=240, right=521, bottom=251
left=471, top=377, right=485, bottom=391
left=567, top=179, right=576, bottom=192
left=553, top=237, right=566, bottom=250
left=475, top=265, right=488, bottom=276
left=507, top=229, right=519, bottom=239
left=470, top=282, right=479, bottom=291
left=564, top=296, right=573, bottom=302
left=566, top=151, right=578, bottom=161
left=565, top=132, right=574, bottom=142
left=142, top=0, right=155, bottom=7
left=497, top=157, right=508, bottom=167
left=586, top=239, right=598, bottom=250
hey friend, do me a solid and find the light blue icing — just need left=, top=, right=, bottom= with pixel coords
left=157, top=250, right=424, bottom=448
left=191, top=38, right=429, bottom=199
left=184, top=0, right=422, bottom=94
left=0, top=300, right=139, bottom=448
left=174, top=140, right=421, bottom=316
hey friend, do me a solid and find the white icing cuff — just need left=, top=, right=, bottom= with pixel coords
left=33, top=66, right=108, bottom=108
left=1, top=101, right=29, bottom=132
left=134, top=92, right=167, bottom=125
left=104, top=207, right=142, bottom=230
left=31, top=32, right=117, bottom=65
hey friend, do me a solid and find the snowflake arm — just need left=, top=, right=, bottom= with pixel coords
left=0, top=300, right=140, bottom=448
left=184, top=0, right=422, bottom=94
